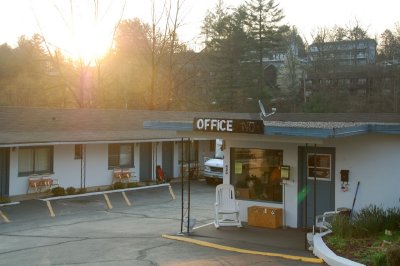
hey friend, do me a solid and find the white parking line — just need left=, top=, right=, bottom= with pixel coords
left=193, top=222, right=214, bottom=230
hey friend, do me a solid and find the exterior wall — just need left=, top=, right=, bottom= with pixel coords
left=133, top=144, right=140, bottom=182
left=53, top=144, right=85, bottom=189
left=224, top=133, right=400, bottom=229
left=9, top=139, right=213, bottom=196
left=325, top=134, right=400, bottom=212
left=9, top=143, right=140, bottom=196
left=9, top=148, right=22, bottom=196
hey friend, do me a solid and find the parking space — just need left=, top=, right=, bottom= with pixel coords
left=0, top=180, right=319, bottom=265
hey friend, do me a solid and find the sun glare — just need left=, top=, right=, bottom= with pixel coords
left=66, top=25, right=112, bottom=65
left=30, top=0, right=167, bottom=64
left=38, top=0, right=124, bottom=65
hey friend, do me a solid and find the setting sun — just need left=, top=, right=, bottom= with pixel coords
left=42, top=1, right=124, bottom=64
left=64, top=22, right=113, bottom=64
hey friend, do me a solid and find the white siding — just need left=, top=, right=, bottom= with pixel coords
left=224, top=134, right=400, bottom=228
left=326, top=134, right=400, bottom=212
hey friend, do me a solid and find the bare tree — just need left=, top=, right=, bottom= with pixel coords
left=33, top=0, right=126, bottom=108
left=147, top=0, right=187, bottom=110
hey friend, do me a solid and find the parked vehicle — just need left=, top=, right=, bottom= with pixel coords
left=203, top=157, right=223, bottom=184
left=203, top=139, right=223, bottom=184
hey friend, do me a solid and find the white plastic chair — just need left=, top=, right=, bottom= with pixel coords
left=214, top=184, right=242, bottom=228
left=314, top=211, right=339, bottom=234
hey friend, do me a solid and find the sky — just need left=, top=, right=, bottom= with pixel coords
left=0, top=0, right=399, bottom=59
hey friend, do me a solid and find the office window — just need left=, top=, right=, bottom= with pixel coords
left=18, top=146, right=53, bottom=176
left=231, top=148, right=283, bottom=203
left=108, top=144, right=134, bottom=169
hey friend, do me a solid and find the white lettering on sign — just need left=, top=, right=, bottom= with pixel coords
left=196, top=118, right=233, bottom=132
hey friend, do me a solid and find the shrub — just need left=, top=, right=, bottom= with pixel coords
left=371, top=251, right=387, bottom=266
left=385, top=207, right=400, bottom=230
left=353, top=205, right=386, bottom=237
left=127, top=182, right=139, bottom=188
left=0, top=197, right=10, bottom=204
left=325, top=235, right=348, bottom=253
left=51, top=186, right=65, bottom=196
left=144, top=180, right=153, bottom=186
left=66, top=187, right=76, bottom=195
left=386, top=245, right=400, bottom=266
left=330, top=214, right=353, bottom=239
left=77, top=188, right=87, bottom=194
left=112, top=182, right=126, bottom=190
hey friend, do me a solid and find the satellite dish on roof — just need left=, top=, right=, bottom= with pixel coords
left=258, top=99, right=276, bottom=121
left=258, top=100, right=267, bottom=117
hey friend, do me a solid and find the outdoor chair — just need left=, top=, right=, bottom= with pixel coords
left=214, top=184, right=242, bottom=228
left=314, top=210, right=339, bottom=234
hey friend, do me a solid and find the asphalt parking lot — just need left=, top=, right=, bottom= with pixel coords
left=0, top=180, right=320, bottom=266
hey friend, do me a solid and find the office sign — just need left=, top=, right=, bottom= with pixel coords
left=193, top=118, right=264, bottom=134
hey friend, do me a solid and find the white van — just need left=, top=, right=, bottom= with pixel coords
left=203, top=139, right=223, bottom=184
left=203, top=157, right=223, bottom=184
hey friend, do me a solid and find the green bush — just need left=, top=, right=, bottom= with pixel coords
left=385, top=207, right=400, bottom=230
left=386, top=245, right=400, bottom=266
left=127, top=182, right=139, bottom=188
left=66, top=187, right=76, bottom=195
left=371, top=251, right=387, bottom=266
left=77, top=188, right=87, bottom=194
left=353, top=205, right=386, bottom=237
left=144, top=180, right=153, bottom=186
left=330, top=214, right=353, bottom=239
left=0, top=197, right=10, bottom=204
left=51, top=187, right=65, bottom=196
left=112, top=182, right=126, bottom=190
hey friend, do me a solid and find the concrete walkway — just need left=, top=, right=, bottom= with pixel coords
left=165, top=223, right=324, bottom=264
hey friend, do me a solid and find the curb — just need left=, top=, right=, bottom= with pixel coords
left=313, top=233, right=365, bottom=266
left=162, top=234, right=324, bottom=264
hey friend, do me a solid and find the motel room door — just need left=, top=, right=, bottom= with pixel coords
left=162, top=142, right=174, bottom=179
left=140, top=143, right=152, bottom=182
left=298, top=146, right=335, bottom=228
left=0, top=148, right=10, bottom=198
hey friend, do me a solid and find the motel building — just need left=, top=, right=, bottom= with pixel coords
left=0, top=106, right=399, bottom=231
left=144, top=113, right=400, bottom=228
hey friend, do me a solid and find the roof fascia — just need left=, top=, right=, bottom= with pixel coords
left=145, top=121, right=400, bottom=138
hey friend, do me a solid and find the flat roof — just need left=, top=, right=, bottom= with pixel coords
left=1, top=107, right=399, bottom=145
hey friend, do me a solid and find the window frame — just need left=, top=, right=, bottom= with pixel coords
left=307, top=153, right=332, bottom=181
left=108, top=143, right=135, bottom=169
left=230, top=147, right=283, bottom=203
left=18, top=146, right=54, bottom=177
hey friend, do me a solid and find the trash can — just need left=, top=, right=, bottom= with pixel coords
left=337, top=207, right=351, bottom=216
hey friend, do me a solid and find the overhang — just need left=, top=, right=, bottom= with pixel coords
left=143, top=121, right=400, bottom=139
